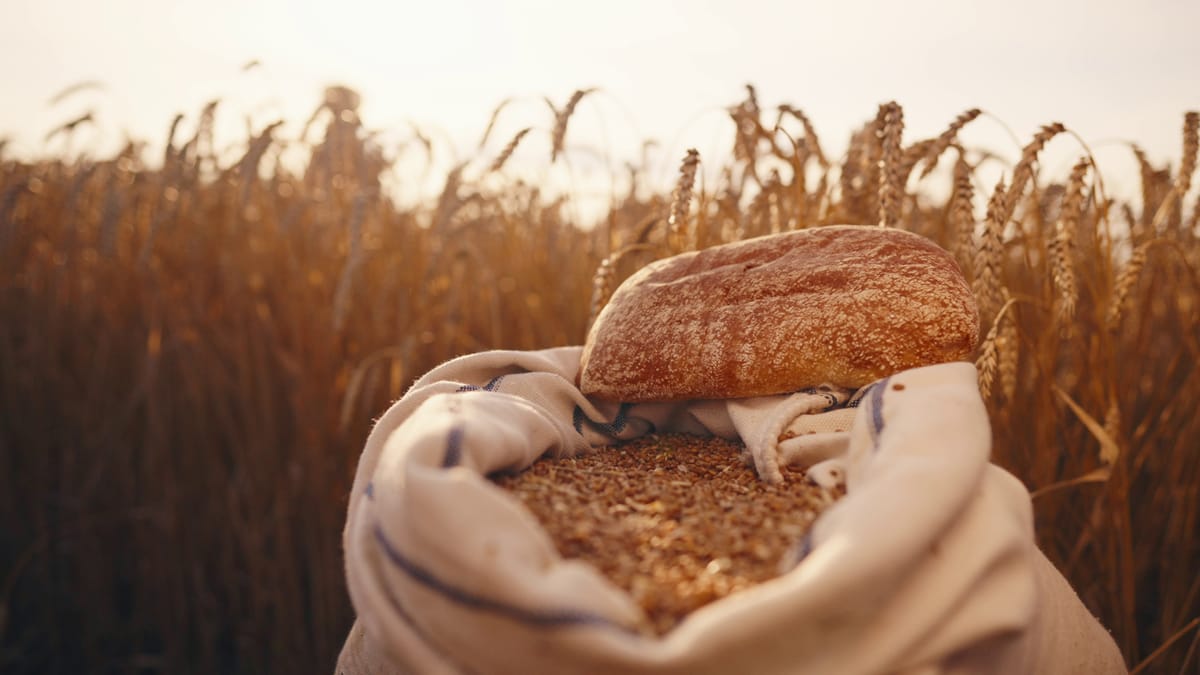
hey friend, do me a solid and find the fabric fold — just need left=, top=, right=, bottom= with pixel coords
left=338, top=347, right=1125, bottom=675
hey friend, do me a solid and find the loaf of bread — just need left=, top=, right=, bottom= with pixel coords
left=580, top=225, right=979, bottom=401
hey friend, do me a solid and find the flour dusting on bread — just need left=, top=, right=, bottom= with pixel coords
left=580, top=225, right=979, bottom=401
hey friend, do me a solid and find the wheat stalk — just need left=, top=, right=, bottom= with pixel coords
left=1000, top=122, right=1066, bottom=226
left=877, top=101, right=904, bottom=228
left=588, top=243, right=653, bottom=329
left=668, top=148, right=700, bottom=253
left=730, top=86, right=764, bottom=173
left=1101, top=398, right=1122, bottom=466
left=916, top=108, right=983, bottom=179
left=1107, top=239, right=1153, bottom=330
left=973, top=178, right=1009, bottom=317
left=477, top=97, right=514, bottom=149
left=549, top=88, right=595, bottom=163
left=949, top=150, right=976, bottom=267
left=778, top=105, right=828, bottom=169
left=976, top=294, right=1018, bottom=402
left=998, top=290, right=1019, bottom=402
left=1051, top=157, right=1090, bottom=320
left=1176, top=111, right=1199, bottom=195
left=488, top=127, right=531, bottom=173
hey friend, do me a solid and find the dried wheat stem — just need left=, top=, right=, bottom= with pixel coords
left=488, top=127, right=531, bottom=173
left=877, top=101, right=904, bottom=228
left=550, top=88, right=594, bottom=163
left=1100, top=398, right=1122, bottom=466
left=731, top=87, right=764, bottom=171
left=477, top=97, right=514, bottom=149
left=668, top=149, right=700, bottom=253
left=1052, top=157, right=1090, bottom=320
left=779, top=105, right=828, bottom=169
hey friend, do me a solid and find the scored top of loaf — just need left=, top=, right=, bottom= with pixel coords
left=580, top=225, right=980, bottom=401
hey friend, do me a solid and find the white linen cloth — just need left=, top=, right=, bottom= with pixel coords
left=337, top=347, right=1125, bottom=674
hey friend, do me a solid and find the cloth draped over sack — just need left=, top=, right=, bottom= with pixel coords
left=337, top=347, right=1125, bottom=674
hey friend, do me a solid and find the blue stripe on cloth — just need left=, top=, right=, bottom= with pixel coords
left=441, top=425, right=465, bottom=468
left=365, top=482, right=375, bottom=499
left=371, top=522, right=635, bottom=632
left=795, top=532, right=813, bottom=562
left=456, top=375, right=506, bottom=393
left=572, top=405, right=585, bottom=434
left=781, top=532, right=815, bottom=571
left=867, top=376, right=890, bottom=452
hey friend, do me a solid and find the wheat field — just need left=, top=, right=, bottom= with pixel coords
left=1, top=86, right=1197, bottom=673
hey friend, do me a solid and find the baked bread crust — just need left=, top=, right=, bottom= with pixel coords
left=580, top=225, right=979, bottom=401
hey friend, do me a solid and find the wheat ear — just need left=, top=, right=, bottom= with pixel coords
left=973, top=178, right=1009, bottom=317
left=949, top=149, right=976, bottom=266
left=999, top=122, right=1066, bottom=226
left=916, top=108, right=983, bottom=179
left=1107, top=240, right=1152, bottom=330
left=976, top=294, right=1019, bottom=403
left=1176, top=111, right=1198, bottom=195
left=1051, top=157, right=1090, bottom=320
left=668, top=149, right=701, bottom=253
left=877, top=101, right=904, bottom=228
left=588, top=243, right=654, bottom=329
left=488, top=128, right=531, bottom=173
left=549, top=88, right=594, bottom=163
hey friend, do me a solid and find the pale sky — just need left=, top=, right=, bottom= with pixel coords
left=2, top=0, right=1197, bottom=207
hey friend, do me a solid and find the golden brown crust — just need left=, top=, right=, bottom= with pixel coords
left=580, top=225, right=979, bottom=401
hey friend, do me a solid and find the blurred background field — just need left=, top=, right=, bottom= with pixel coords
left=1, top=81, right=1197, bottom=674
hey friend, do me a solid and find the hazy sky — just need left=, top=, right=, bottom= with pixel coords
left=2, top=0, right=1197, bottom=203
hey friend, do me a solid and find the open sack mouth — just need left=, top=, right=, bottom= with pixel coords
left=492, top=432, right=845, bottom=636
